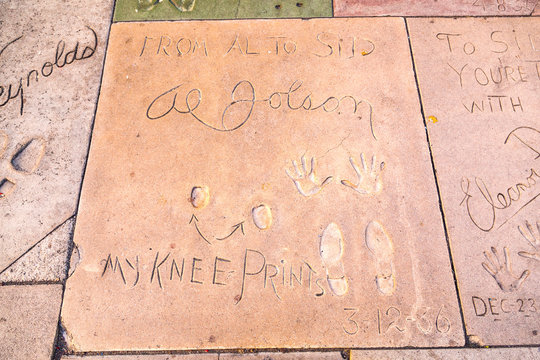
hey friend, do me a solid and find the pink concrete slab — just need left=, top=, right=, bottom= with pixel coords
left=408, top=17, right=540, bottom=346
left=61, top=18, right=463, bottom=351
left=334, top=0, right=538, bottom=16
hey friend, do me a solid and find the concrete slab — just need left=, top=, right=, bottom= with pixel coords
left=351, top=347, right=540, bottom=359
left=61, top=354, right=340, bottom=360
left=408, top=17, right=540, bottom=346
left=62, top=355, right=217, bottom=359
left=61, top=18, right=463, bottom=351
left=0, top=218, right=74, bottom=283
left=334, top=0, right=538, bottom=16
left=113, top=0, right=332, bottom=22
left=0, top=0, right=114, bottom=273
left=0, top=284, right=63, bottom=360
left=220, top=352, right=343, bottom=359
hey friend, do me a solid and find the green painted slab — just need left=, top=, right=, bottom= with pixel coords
left=114, top=0, right=332, bottom=21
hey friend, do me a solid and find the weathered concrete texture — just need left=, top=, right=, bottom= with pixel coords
left=62, top=355, right=217, bottom=359
left=0, top=218, right=74, bottom=283
left=61, top=18, right=463, bottom=351
left=334, top=0, right=538, bottom=16
left=533, top=3, right=540, bottom=14
left=114, top=0, right=332, bottom=22
left=0, top=0, right=114, bottom=273
left=0, top=284, right=63, bottom=360
left=220, top=352, right=344, bottom=359
left=351, top=347, right=540, bottom=360
left=408, top=17, right=540, bottom=345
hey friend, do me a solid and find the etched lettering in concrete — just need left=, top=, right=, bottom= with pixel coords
left=408, top=17, right=540, bottom=345
left=0, top=0, right=114, bottom=274
left=61, top=18, right=463, bottom=351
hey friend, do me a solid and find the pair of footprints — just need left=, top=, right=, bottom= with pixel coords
left=0, top=133, right=46, bottom=199
left=482, top=220, right=540, bottom=293
left=286, top=154, right=384, bottom=197
left=319, top=221, right=395, bottom=297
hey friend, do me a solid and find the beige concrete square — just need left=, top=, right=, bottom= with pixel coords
left=0, top=0, right=114, bottom=273
left=408, top=17, right=540, bottom=345
left=61, top=18, right=463, bottom=351
left=0, top=284, right=63, bottom=360
left=334, top=0, right=538, bottom=16
left=351, top=347, right=540, bottom=359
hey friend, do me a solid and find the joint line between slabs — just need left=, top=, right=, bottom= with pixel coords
left=404, top=17, right=468, bottom=343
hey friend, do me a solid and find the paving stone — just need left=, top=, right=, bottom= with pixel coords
left=113, top=0, right=332, bottom=22
left=0, top=284, right=63, bottom=360
left=61, top=18, right=463, bottom=351
left=408, top=17, right=540, bottom=346
left=533, top=3, right=540, bottom=14
left=220, top=352, right=343, bottom=359
left=0, top=217, right=74, bottom=283
left=351, top=347, right=540, bottom=359
left=0, top=0, right=114, bottom=273
left=62, top=355, right=217, bottom=359
left=334, top=0, right=538, bottom=16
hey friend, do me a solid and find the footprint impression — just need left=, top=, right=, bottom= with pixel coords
left=0, top=135, right=46, bottom=199
left=319, top=222, right=348, bottom=296
left=365, top=220, right=395, bottom=295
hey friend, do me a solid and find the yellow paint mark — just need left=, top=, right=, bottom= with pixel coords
left=428, top=115, right=438, bottom=124
left=158, top=194, right=167, bottom=204
left=262, top=183, right=270, bottom=190
left=361, top=50, right=368, bottom=56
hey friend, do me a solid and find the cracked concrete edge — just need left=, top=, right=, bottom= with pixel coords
left=0, top=217, right=75, bottom=283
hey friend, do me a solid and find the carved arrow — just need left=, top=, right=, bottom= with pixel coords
left=215, top=222, right=245, bottom=241
left=190, top=215, right=246, bottom=244
left=189, top=214, right=211, bottom=245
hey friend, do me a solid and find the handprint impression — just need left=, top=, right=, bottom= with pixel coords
left=285, top=155, right=333, bottom=197
left=482, top=247, right=530, bottom=293
left=341, top=153, right=384, bottom=195
left=518, top=220, right=540, bottom=262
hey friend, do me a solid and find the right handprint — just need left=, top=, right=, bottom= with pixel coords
left=518, top=220, right=540, bottom=262
left=341, top=153, right=385, bottom=196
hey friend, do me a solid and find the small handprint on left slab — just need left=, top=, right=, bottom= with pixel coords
left=285, top=155, right=333, bottom=197
left=0, top=133, right=46, bottom=199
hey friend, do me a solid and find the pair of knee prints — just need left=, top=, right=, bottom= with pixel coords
left=189, top=152, right=395, bottom=297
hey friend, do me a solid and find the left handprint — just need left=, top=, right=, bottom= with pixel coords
left=285, top=155, right=333, bottom=197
